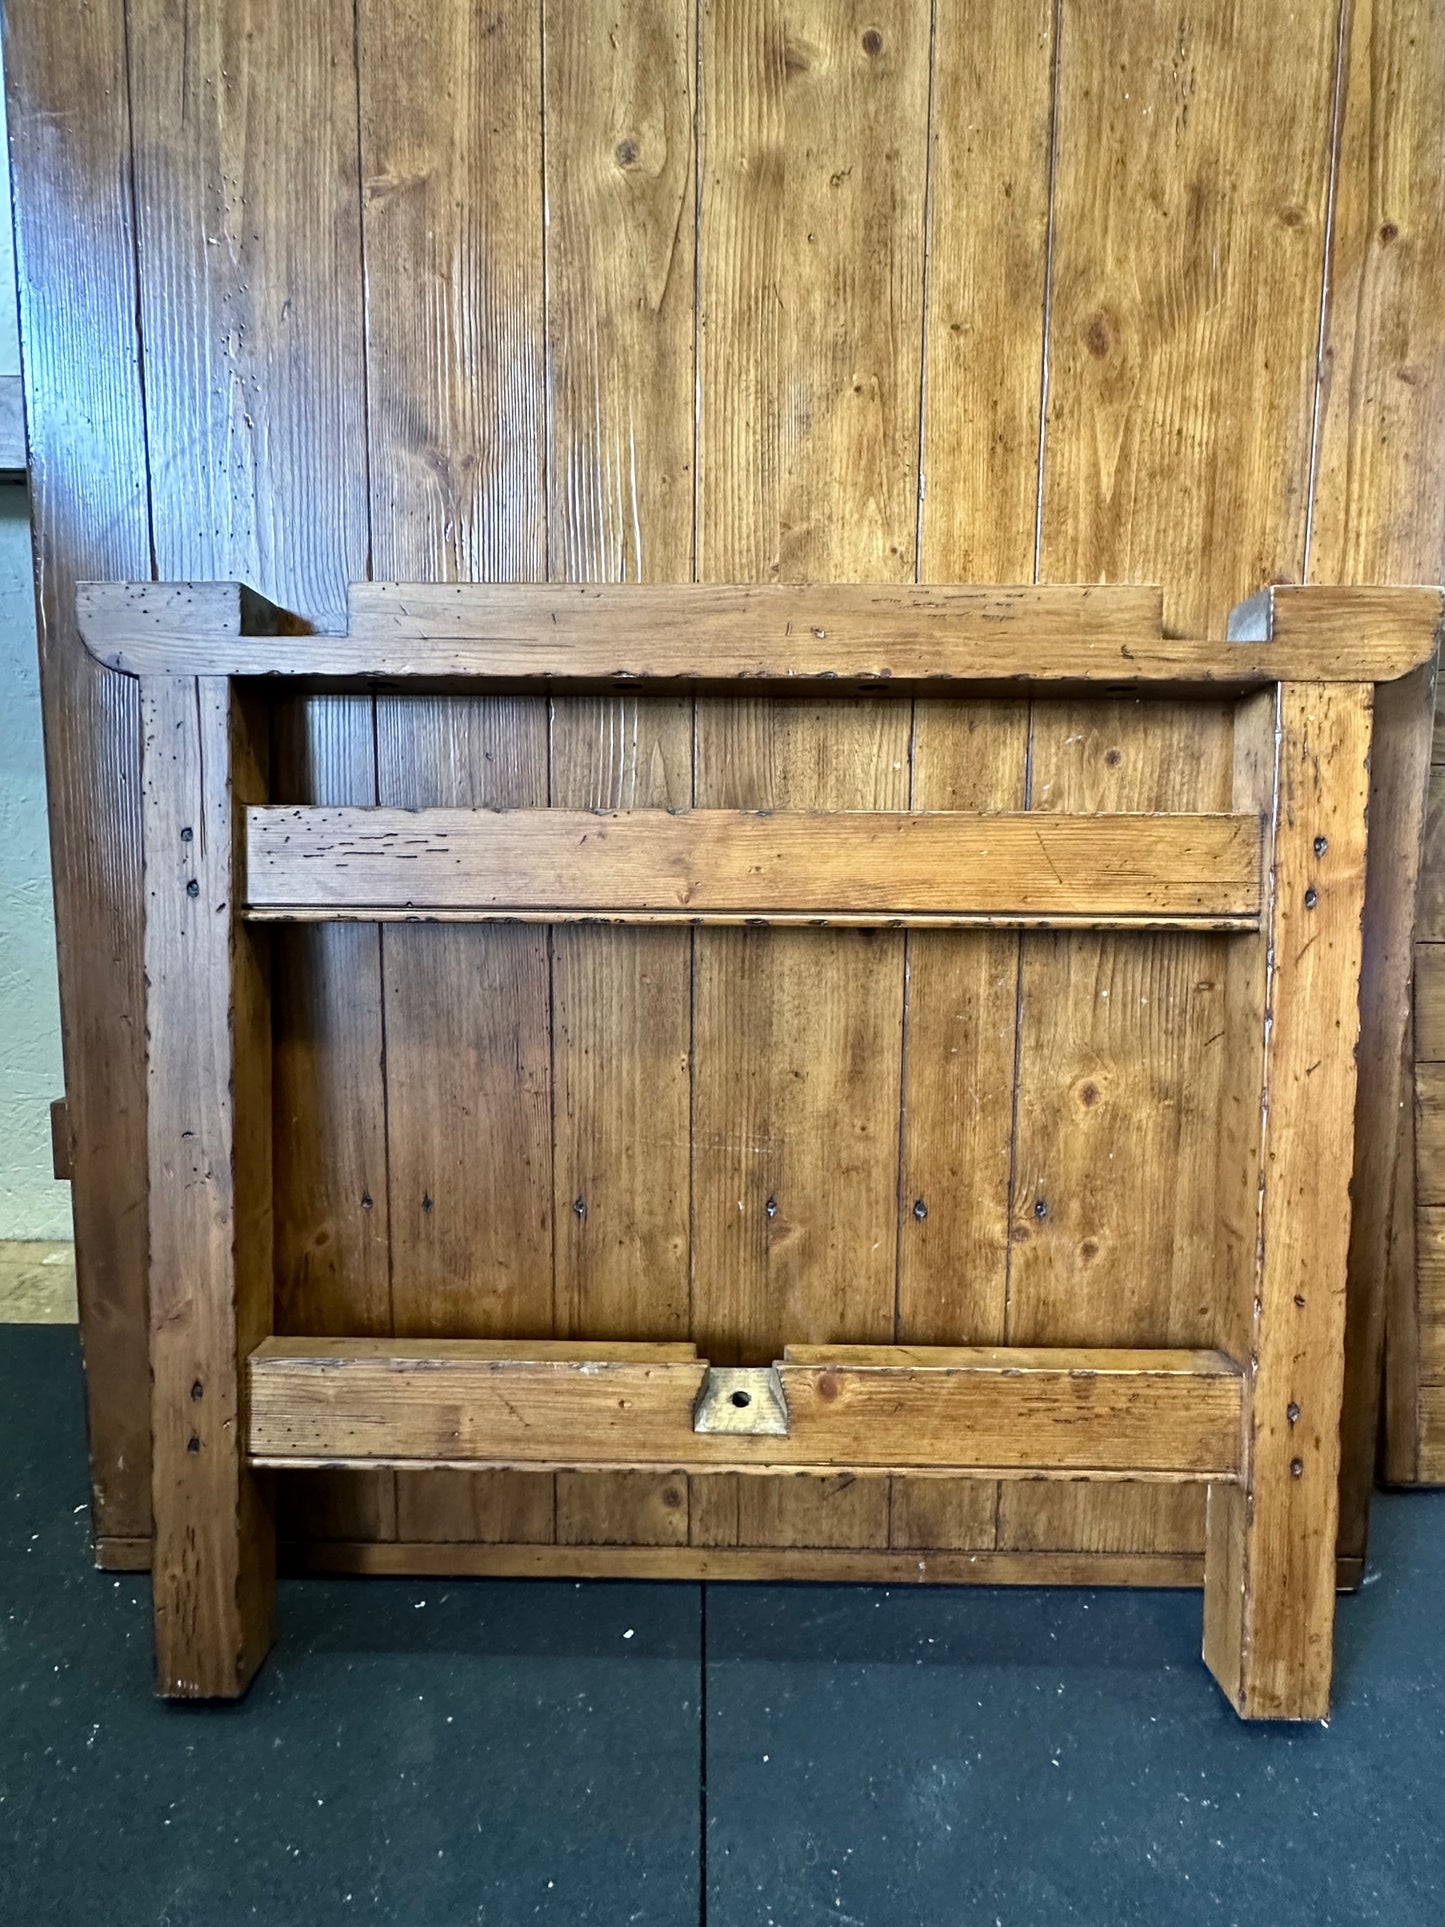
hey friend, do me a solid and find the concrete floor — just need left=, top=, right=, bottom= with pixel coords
left=0, top=1240, right=74, bottom=1321
left=2, top=1321, right=1444, bottom=1925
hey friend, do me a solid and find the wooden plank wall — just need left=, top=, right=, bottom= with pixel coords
left=7, top=0, right=1445, bottom=1583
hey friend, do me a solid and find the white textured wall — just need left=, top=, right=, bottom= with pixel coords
left=0, top=36, right=68, bottom=1240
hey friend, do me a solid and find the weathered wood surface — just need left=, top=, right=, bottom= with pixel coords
left=9, top=0, right=1445, bottom=1589
left=6, top=0, right=155, bottom=1555
left=247, top=1338, right=1244, bottom=1479
left=125, top=0, right=389, bottom=1558
left=542, top=0, right=700, bottom=1556
left=242, top=805, right=1263, bottom=922
left=78, top=578, right=1438, bottom=685
left=143, top=679, right=274, bottom=1696
left=1307, top=0, right=1445, bottom=1506
left=1204, top=684, right=1373, bottom=1719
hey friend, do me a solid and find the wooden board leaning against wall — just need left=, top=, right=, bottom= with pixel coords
left=5, top=0, right=1444, bottom=1582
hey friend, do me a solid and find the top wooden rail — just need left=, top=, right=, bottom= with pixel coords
left=77, top=580, right=1443, bottom=686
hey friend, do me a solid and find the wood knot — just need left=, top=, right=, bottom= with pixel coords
left=1083, top=314, right=1111, bottom=358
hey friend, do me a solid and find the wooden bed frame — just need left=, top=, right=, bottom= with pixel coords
left=78, top=579, right=1440, bottom=1718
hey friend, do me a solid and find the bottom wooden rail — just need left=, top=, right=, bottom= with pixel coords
left=89, top=1535, right=1370, bottom=1594
left=246, top=1338, right=1244, bottom=1483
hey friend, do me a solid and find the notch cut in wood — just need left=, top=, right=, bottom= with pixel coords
left=692, top=1365, right=789, bottom=1436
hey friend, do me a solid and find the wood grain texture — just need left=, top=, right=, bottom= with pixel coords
left=1012, top=0, right=1341, bottom=1566
left=1308, top=0, right=1445, bottom=1495
left=81, top=578, right=1436, bottom=683
left=287, top=1539, right=1207, bottom=1588
left=1204, top=684, right=1372, bottom=1720
left=543, top=0, right=697, bottom=1549
left=692, top=0, right=931, bottom=1557
left=125, top=0, right=389, bottom=1549
left=1336, top=662, right=1435, bottom=1550
left=4, top=0, right=154, bottom=1549
left=248, top=1339, right=1243, bottom=1479
left=1382, top=1010, right=1422, bottom=1484
left=899, top=0, right=1053, bottom=1555
left=243, top=805, right=1263, bottom=921
left=20, top=0, right=1443, bottom=1606
left=358, top=0, right=553, bottom=1549
left=270, top=700, right=394, bottom=1541
left=143, top=679, right=274, bottom=1696
left=1043, top=0, right=1339, bottom=633
left=1414, top=944, right=1445, bottom=1060
left=1411, top=1054, right=1445, bottom=1473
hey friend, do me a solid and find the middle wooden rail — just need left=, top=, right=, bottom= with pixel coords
left=242, top=805, right=1262, bottom=926
left=247, top=1339, right=1245, bottom=1480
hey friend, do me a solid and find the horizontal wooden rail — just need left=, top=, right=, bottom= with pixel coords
left=246, top=1338, right=1245, bottom=1480
left=242, top=805, right=1263, bottom=927
left=77, top=580, right=1442, bottom=684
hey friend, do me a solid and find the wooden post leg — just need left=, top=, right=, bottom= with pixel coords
left=143, top=675, right=274, bottom=1697
left=1204, top=682, right=1373, bottom=1719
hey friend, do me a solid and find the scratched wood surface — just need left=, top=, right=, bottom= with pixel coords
left=125, top=0, right=391, bottom=1555
left=7, top=0, right=1445, bottom=1577
left=1311, top=0, right=1445, bottom=1491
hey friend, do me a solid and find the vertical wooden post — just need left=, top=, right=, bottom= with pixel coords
left=1204, top=681, right=1373, bottom=1720
left=143, top=675, right=274, bottom=1697
left=1338, top=659, right=1436, bottom=1554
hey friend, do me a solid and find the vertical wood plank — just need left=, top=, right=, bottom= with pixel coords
left=271, top=701, right=394, bottom=1542
left=143, top=677, right=274, bottom=1697
left=1204, top=683, right=1371, bottom=1719
left=896, top=0, right=1055, bottom=1556
left=3, top=0, right=155, bottom=1550
left=358, top=0, right=555, bottom=1547
left=125, top=0, right=391, bottom=1548
left=1307, top=0, right=1445, bottom=1507
left=543, top=0, right=697, bottom=1552
left=1041, top=0, right=1340, bottom=633
left=1334, top=660, right=1435, bottom=1546
left=693, top=0, right=929, bottom=1553
left=1012, top=0, right=1341, bottom=1560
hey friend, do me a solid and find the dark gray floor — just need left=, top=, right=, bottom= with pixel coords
left=3, top=1326, right=1444, bottom=1926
